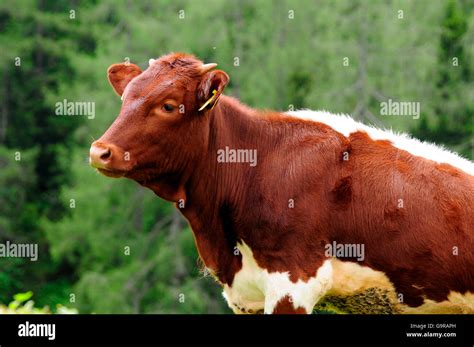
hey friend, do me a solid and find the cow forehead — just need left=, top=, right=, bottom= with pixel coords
left=153, top=53, right=203, bottom=68
left=149, top=53, right=203, bottom=77
left=127, top=57, right=200, bottom=99
left=121, top=69, right=182, bottom=103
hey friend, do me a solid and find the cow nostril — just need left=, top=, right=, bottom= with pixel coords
left=90, top=144, right=115, bottom=168
left=100, top=148, right=112, bottom=161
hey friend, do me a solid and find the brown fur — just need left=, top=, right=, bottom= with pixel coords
left=273, top=295, right=308, bottom=314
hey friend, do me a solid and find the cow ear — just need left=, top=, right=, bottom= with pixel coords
left=107, top=63, right=142, bottom=97
left=197, top=70, right=230, bottom=111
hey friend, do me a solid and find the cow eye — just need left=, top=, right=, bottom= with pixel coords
left=162, top=104, right=174, bottom=112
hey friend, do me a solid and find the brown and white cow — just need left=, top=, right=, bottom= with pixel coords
left=90, top=53, right=474, bottom=314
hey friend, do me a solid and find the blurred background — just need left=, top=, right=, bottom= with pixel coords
left=0, top=0, right=472, bottom=313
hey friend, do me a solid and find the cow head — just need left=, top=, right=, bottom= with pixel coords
left=89, top=53, right=229, bottom=200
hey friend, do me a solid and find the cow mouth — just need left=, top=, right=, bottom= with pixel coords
left=96, top=167, right=127, bottom=178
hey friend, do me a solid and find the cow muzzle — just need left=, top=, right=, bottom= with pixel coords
left=89, top=141, right=134, bottom=178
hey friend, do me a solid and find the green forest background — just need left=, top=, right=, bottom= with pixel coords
left=0, top=0, right=472, bottom=314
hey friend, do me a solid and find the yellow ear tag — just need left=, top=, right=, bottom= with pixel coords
left=198, top=89, right=218, bottom=111
left=210, top=92, right=222, bottom=110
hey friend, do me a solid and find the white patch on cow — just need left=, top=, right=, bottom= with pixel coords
left=329, top=258, right=396, bottom=296
left=286, top=110, right=474, bottom=176
left=401, top=291, right=474, bottom=314
left=222, top=244, right=474, bottom=314
left=264, top=260, right=333, bottom=314
left=222, top=242, right=333, bottom=314
left=325, top=259, right=474, bottom=313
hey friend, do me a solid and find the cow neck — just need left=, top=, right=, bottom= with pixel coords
left=180, top=96, right=264, bottom=285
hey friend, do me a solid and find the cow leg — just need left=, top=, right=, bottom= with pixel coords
left=271, top=295, right=309, bottom=314
left=264, top=260, right=333, bottom=314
